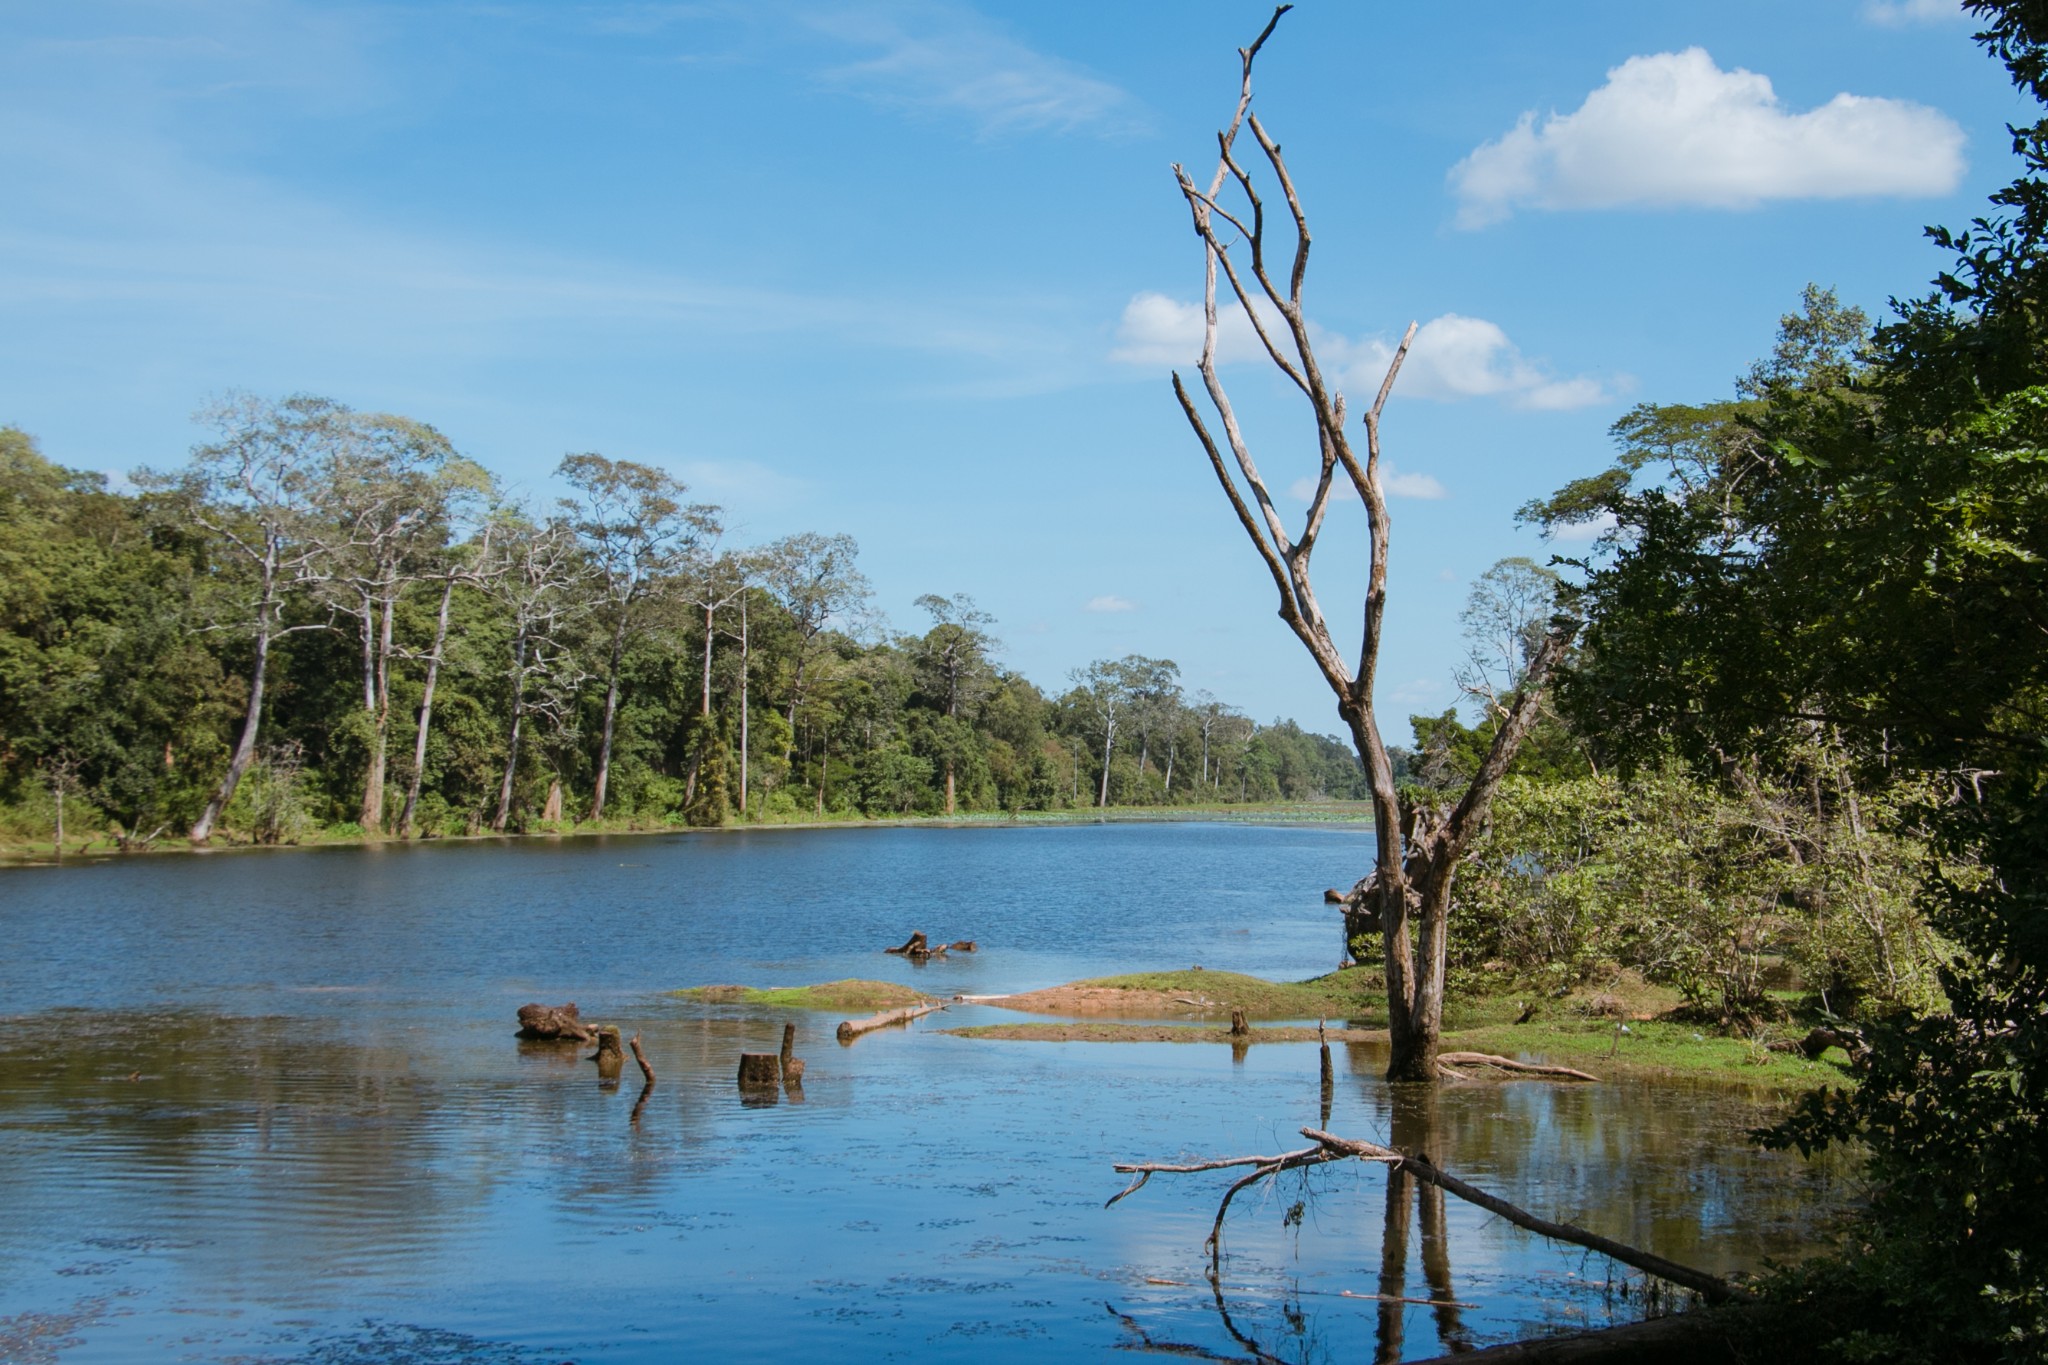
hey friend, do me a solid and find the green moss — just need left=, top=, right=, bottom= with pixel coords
left=1068, top=969, right=1386, bottom=1020
left=671, top=979, right=934, bottom=1011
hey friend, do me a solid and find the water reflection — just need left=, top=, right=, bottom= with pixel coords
left=0, top=828, right=1852, bottom=1361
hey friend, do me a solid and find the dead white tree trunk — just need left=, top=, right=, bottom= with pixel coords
left=1171, top=7, right=1572, bottom=1080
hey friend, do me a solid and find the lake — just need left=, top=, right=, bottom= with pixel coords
left=0, top=822, right=1846, bottom=1362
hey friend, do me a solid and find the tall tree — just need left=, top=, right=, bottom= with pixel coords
left=1167, top=9, right=1571, bottom=1079
left=1071, top=656, right=1149, bottom=808
left=317, top=412, right=487, bottom=833
left=483, top=510, right=590, bottom=832
left=912, top=592, right=996, bottom=815
left=761, top=532, right=870, bottom=761
left=151, top=394, right=336, bottom=845
left=558, top=453, right=718, bottom=821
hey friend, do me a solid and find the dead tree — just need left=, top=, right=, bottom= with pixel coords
left=1169, top=6, right=1573, bottom=1080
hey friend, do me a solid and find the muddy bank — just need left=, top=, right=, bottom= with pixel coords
left=946, top=1022, right=1388, bottom=1043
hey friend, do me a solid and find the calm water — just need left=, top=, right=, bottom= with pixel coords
left=0, top=823, right=1846, bottom=1363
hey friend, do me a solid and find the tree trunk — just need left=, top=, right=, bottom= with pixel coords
left=739, top=597, right=750, bottom=816
left=399, top=577, right=456, bottom=838
left=945, top=761, right=956, bottom=816
left=191, top=594, right=276, bottom=844
left=589, top=616, right=627, bottom=821
left=492, top=635, right=528, bottom=833
left=1098, top=728, right=1114, bottom=808
left=542, top=777, right=563, bottom=822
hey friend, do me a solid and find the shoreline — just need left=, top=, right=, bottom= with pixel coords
left=0, top=801, right=1376, bottom=869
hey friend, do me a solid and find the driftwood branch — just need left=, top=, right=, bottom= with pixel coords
left=836, top=1000, right=946, bottom=1044
left=1111, top=1128, right=1749, bottom=1305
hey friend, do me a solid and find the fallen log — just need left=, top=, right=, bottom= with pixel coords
left=1437, top=1051, right=1599, bottom=1082
left=1107, top=1128, right=1750, bottom=1305
left=836, top=1000, right=946, bottom=1044
left=516, top=1002, right=595, bottom=1042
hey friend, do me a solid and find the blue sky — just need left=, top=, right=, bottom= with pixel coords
left=0, top=0, right=2030, bottom=737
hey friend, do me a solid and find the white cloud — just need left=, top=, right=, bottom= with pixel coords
left=1385, top=468, right=1448, bottom=500
left=806, top=2, right=1146, bottom=138
left=1546, top=511, right=1620, bottom=543
left=1450, top=48, right=1966, bottom=227
left=1864, top=0, right=1966, bottom=25
left=1114, top=297, right=1616, bottom=410
left=1343, top=314, right=1620, bottom=411
left=1110, top=291, right=1270, bottom=367
left=1285, top=465, right=1445, bottom=503
left=1084, top=594, right=1137, bottom=613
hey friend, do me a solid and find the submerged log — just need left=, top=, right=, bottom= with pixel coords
left=882, top=931, right=975, bottom=959
left=516, top=1002, right=595, bottom=1042
left=836, top=1000, right=946, bottom=1044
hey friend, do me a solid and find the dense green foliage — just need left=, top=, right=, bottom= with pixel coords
left=1500, top=3, right=2048, bottom=1355
left=0, top=422, right=1367, bottom=848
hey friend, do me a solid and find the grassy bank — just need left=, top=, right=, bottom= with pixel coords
left=672, top=967, right=1855, bottom=1085
left=671, top=979, right=934, bottom=1011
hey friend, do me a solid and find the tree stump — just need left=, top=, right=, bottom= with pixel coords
left=1230, top=1008, right=1250, bottom=1038
left=589, top=1026, right=624, bottom=1083
left=737, top=1053, right=781, bottom=1087
left=779, top=1023, right=806, bottom=1086
left=516, top=1002, right=595, bottom=1042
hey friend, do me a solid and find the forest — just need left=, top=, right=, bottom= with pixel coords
left=0, top=413, right=1370, bottom=850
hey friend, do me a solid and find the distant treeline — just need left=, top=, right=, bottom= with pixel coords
left=0, top=399, right=1366, bottom=847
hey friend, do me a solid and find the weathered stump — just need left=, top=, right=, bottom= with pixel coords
left=516, top=1002, right=595, bottom=1042
left=884, top=931, right=930, bottom=957
left=1229, top=1008, right=1250, bottom=1038
left=589, top=1026, right=625, bottom=1083
left=737, top=1053, right=781, bottom=1087
left=779, top=1023, right=806, bottom=1086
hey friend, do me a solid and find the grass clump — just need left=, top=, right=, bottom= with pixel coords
left=672, top=979, right=933, bottom=1011
left=1071, top=968, right=1384, bottom=1020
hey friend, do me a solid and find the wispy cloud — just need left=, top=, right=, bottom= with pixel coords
left=1451, top=48, right=1966, bottom=227
left=1084, top=594, right=1137, bottom=613
left=1864, top=0, right=1967, bottom=26
left=804, top=1, right=1147, bottom=138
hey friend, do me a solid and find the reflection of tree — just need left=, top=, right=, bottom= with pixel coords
left=1376, top=1084, right=1471, bottom=1361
